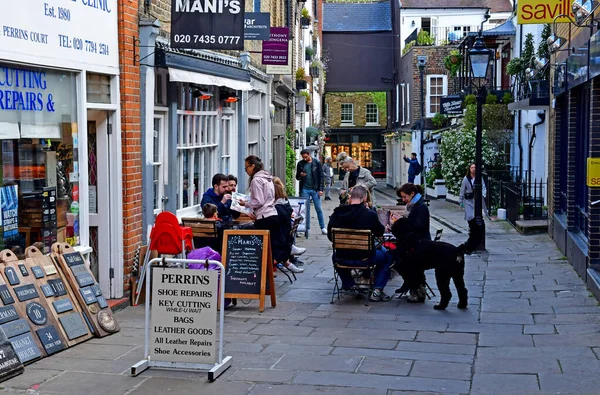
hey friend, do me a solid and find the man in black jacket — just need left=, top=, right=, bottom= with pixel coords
left=200, top=173, right=240, bottom=222
left=296, top=149, right=326, bottom=235
left=327, top=186, right=392, bottom=301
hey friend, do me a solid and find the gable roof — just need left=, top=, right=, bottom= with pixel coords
left=323, top=2, right=392, bottom=32
left=400, top=0, right=513, bottom=13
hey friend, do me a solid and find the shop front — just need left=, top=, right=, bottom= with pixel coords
left=0, top=1, right=122, bottom=298
left=150, top=42, right=269, bottom=221
left=550, top=26, right=600, bottom=299
left=325, top=128, right=386, bottom=178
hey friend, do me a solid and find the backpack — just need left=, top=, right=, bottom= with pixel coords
left=414, top=162, right=422, bottom=176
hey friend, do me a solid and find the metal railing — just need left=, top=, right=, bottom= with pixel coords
left=405, top=24, right=498, bottom=47
left=485, top=176, right=548, bottom=226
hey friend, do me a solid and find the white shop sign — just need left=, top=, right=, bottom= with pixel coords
left=132, top=259, right=232, bottom=381
left=0, top=0, right=118, bottom=73
left=150, top=268, right=217, bottom=364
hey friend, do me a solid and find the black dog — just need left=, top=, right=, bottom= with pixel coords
left=392, top=218, right=468, bottom=310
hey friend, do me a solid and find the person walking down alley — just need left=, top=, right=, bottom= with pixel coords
left=459, top=163, right=487, bottom=254
left=403, top=153, right=421, bottom=184
left=338, top=152, right=377, bottom=205
left=296, top=149, right=327, bottom=235
left=323, top=156, right=333, bottom=201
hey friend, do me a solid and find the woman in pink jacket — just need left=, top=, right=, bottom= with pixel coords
left=239, top=155, right=279, bottom=233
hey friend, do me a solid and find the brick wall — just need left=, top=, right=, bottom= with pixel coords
left=118, top=0, right=142, bottom=297
left=409, top=46, right=457, bottom=121
left=325, top=93, right=387, bottom=128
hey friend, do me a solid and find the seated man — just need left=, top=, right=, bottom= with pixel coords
left=327, top=186, right=392, bottom=301
left=201, top=173, right=240, bottom=223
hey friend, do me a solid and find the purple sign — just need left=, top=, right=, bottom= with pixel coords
left=262, top=27, right=289, bottom=65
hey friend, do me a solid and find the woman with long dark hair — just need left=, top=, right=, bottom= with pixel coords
left=392, top=183, right=431, bottom=303
left=459, top=163, right=487, bottom=254
left=239, top=156, right=302, bottom=273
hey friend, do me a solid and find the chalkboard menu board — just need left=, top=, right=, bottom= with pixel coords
left=224, top=234, right=264, bottom=295
left=222, top=230, right=276, bottom=313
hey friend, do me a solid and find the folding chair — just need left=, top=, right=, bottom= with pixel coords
left=330, top=228, right=377, bottom=306
left=277, top=215, right=305, bottom=284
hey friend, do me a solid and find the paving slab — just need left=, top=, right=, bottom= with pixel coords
left=471, top=374, right=539, bottom=392
left=273, top=354, right=362, bottom=372
left=474, top=357, right=561, bottom=374
left=410, top=361, right=472, bottom=381
left=415, top=331, right=478, bottom=345
left=293, top=371, right=470, bottom=393
left=248, top=384, right=387, bottom=395
left=356, top=357, right=412, bottom=376
left=129, top=377, right=251, bottom=395
left=37, top=372, right=146, bottom=395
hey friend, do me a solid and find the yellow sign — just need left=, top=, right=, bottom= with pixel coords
left=587, top=158, right=600, bottom=186
left=518, top=0, right=574, bottom=24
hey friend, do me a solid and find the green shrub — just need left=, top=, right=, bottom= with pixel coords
left=285, top=128, right=296, bottom=197
left=439, top=128, right=504, bottom=194
left=464, top=94, right=476, bottom=106
left=486, top=94, right=498, bottom=104
left=417, top=30, right=435, bottom=45
left=402, top=41, right=415, bottom=56
left=432, top=113, right=448, bottom=129
left=502, top=92, right=513, bottom=104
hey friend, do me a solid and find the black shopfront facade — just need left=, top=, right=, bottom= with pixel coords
left=551, top=28, right=600, bottom=299
left=325, top=128, right=386, bottom=178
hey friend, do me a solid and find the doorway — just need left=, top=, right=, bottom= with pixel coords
left=87, top=110, right=115, bottom=296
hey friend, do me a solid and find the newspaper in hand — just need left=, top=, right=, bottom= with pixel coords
left=231, top=192, right=253, bottom=215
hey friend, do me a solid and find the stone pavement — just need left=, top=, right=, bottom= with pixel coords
left=3, top=182, right=600, bottom=394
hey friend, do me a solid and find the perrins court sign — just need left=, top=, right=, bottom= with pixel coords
left=518, top=0, right=575, bottom=24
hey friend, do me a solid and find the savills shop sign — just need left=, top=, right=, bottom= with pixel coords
left=518, top=0, right=575, bottom=24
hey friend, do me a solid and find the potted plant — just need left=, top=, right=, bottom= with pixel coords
left=310, top=59, right=321, bottom=78
left=431, top=113, right=448, bottom=129
left=305, top=46, right=314, bottom=61
left=301, top=8, right=311, bottom=27
left=416, top=30, right=435, bottom=46
left=444, top=49, right=462, bottom=77
left=506, top=57, right=523, bottom=76
left=296, top=68, right=307, bottom=89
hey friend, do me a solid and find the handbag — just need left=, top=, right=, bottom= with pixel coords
left=464, top=192, right=474, bottom=200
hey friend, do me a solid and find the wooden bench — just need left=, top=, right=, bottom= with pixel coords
left=181, top=218, right=219, bottom=250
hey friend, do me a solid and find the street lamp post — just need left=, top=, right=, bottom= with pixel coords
left=417, top=56, right=427, bottom=186
left=468, top=34, right=493, bottom=251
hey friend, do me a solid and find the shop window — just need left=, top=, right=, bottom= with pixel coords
left=405, top=84, right=410, bottom=125
left=574, top=86, right=589, bottom=236
left=426, top=75, right=447, bottom=117
left=176, top=84, right=219, bottom=214
left=399, top=84, right=404, bottom=125
left=351, top=142, right=373, bottom=168
left=341, top=103, right=353, bottom=125
left=557, top=96, right=568, bottom=214
left=0, top=64, right=79, bottom=252
left=366, top=103, right=379, bottom=126
left=86, top=73, right=111, bottom=104
left=248, top=119, right=260, bottom=156
left=152, top=115, right=166, bottom=214
left=274, top=106, right=286, bottom=125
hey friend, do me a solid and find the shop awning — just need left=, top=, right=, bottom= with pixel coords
left=168, top=68, right=252, bottom=91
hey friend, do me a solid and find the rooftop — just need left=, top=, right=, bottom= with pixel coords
left=323, top=2, right=392, bottom=32
left=399, top=0, right=513, bottom=13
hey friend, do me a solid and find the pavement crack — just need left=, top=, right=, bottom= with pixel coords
left=269, top=354, right=286, bottom=370
left=354, top=356, right=365, bottom=373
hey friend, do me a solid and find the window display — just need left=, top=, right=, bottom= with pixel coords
left=0, top=65, right=78, bottom=254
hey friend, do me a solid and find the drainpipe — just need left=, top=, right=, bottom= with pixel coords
left=139, top=18, right=160, bottom=241
left=528, top=111, right=546, bottom=193
left=517, top=23, right=524, bottom=181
